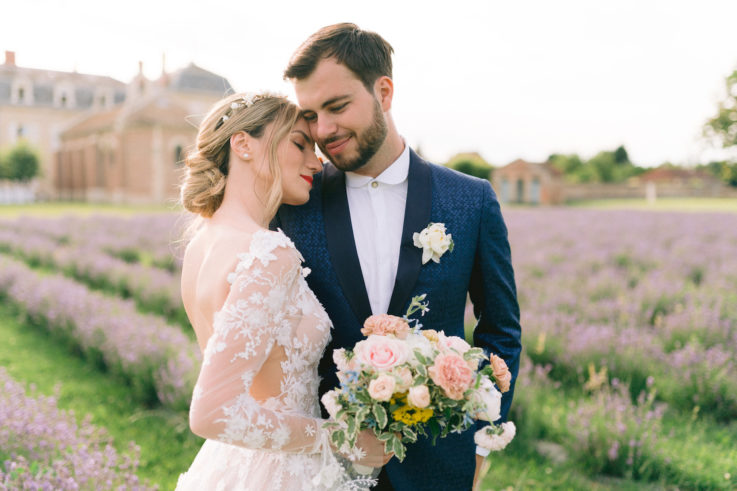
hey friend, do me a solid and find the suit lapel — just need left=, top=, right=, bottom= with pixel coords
left=322, top=163, right=373, bottom=323
left=387, top=150, right=432, bottom=316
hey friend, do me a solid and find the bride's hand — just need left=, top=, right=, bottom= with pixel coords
left=354, top=430, right=394, bottom=467
left=330, top=430, right=393, bottom=467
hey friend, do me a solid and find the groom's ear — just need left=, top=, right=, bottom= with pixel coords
left=374, top=76, right=394, bottom=112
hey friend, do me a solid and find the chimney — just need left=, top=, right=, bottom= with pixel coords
left=5, top=51, right=15, bottom=66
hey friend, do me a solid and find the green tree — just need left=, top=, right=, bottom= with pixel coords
left=0, top=142, right=40, bottom=181
left=445, top=153, right=493, bottom=180
left=704, top=68, right=737, bottom=149
left=549, top=153, right=584, bottom=178
left=613, top=145, right=630, bottom=164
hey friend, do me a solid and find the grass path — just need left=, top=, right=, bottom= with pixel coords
left=0, top=201, right=179, bottom=217
left=0, top=304, right=201, bottom=489
left=566, top=197, right=737, bottom=213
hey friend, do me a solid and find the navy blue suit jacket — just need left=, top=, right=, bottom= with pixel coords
left=274, top=149, right=521, bottom=491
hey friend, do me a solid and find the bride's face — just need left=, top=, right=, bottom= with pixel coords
left=277, top=118, right=322, bottom=206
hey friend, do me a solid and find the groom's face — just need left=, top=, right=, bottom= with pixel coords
left=294, top=58, right=387, bottom=172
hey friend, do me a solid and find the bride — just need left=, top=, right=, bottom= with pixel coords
left=175, top=93, right=390, bottom=490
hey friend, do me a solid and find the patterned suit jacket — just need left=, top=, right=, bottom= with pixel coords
left=273, top=149, right=522, bottom=491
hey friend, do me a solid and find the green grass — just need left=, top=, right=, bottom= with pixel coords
left=0, top=303, right=202, bottom=489
left=0, top=201, right=180, bottom=217
left=567, top=197, right=737, bottom=213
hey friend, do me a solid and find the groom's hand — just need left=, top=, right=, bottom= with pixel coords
left=355, top=430, right=394, bottom=467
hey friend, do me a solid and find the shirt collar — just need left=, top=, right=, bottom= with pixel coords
left=345, top=141, right=410, bottom=188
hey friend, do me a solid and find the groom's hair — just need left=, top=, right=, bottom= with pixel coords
left=284, top=23, right=394, bottom=91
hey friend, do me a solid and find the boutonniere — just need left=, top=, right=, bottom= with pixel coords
left=413, top=223, right=454, bottom=264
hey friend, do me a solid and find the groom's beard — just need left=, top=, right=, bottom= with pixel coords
left=319, top=100, right=387, bottom=173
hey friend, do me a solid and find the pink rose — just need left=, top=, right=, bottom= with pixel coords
left=407, top=385, right=431, bottom=408
left=490, top=354, right=511, bottom=393
left=368, top=374, right=396, bottom=401
left=428, top=352, right=474, bottom=400
left=354, top=335, right=410, bottom=371
left=392, top=366, right=414, bottom=392
left=361, top=314, right=411, bottom=339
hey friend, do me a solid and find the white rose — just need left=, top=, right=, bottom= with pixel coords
left=333, top=348, right=350, bottom=372
left=321, top=390, right=341, bottom=419
left=404, top=332, right=434, bottom=366
left=413, top=223, right=453, bottom=264
left=437, top=332, right=471, bottom=354
left=471, top=377, right=502, bottom=422
left=474, top=422, right=516, bottom=452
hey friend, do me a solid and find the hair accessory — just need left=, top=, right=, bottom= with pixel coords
left=219, top=94, right=263, bottom=126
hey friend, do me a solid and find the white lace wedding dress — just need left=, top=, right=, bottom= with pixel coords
left=176, top=230, right=363, bottom=490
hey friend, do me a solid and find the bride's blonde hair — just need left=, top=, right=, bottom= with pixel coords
left=180, top=92, right=300, bottom=219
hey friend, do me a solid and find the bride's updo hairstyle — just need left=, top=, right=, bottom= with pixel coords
left=180, top=92, right=300, bottom=219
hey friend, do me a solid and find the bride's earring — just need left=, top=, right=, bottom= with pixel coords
left=242, top=152, right=250, bottom=159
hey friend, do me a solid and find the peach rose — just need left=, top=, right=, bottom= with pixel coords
left=490, top=354, right=511, bottom=393
left=354, top=335, right=410, bottom=371
left=428, top=352, right=474, bottom=400
left=361, top=314, right=411, bottom=339
left=407, top=385, right=431, bottom=408
left=368, top=374, right=396, bottom=402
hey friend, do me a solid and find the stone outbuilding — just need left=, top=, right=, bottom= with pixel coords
left=492, top=159, right=565, bottom=205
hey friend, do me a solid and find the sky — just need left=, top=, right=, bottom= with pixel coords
left=2, top=0, right=737, bottom=167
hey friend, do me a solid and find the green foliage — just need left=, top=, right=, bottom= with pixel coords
left=445, top=153, right=493, bottom=180
left=0, top=141, right=40, bottom=181
left=548, top=146, right=644, bottom=183
left=704, top=68, right=737, bottom=149
left=696, top=160, right=737, bottom=187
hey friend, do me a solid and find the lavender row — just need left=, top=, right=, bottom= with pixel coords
left=504, top=209, right=737, bottom=419
left=0, top=367, right=156, bottom=490
left=0, top=228, right=188, bottom=328
left=511, top=358, right=667, bottom=481
left=0, top=213, right=188, bottom=272
left=0, top=255, right=200, bottom=410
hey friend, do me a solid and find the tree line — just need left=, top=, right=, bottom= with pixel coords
left=446, top=65, right=737, bottom=188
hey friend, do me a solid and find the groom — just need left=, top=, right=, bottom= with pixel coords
left=275, top=23, right=522, bottom=490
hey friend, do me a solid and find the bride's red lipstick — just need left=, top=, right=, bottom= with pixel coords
left=301, top=175, right=313, bottom=185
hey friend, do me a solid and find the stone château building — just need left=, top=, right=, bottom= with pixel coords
left=56, top=61, right=232, bottom=203
left=0, top=51, right=126, bottom=197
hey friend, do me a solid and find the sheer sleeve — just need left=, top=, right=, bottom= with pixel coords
left=188, top=237, right=327, bottom=454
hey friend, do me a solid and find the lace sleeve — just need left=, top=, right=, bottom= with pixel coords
left=188, top=238, right=327, bottom=454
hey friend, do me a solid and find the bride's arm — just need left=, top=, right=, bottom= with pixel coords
left=188, top=245, right=326, bottom=454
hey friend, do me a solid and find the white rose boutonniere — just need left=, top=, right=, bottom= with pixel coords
left=413, top=222, right=454, bottom=264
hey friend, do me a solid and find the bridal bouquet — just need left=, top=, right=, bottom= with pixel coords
left=322, top=296, right=516, bottom=463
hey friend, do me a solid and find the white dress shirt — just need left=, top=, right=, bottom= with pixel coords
left=345, top=143, right=410, bottom=315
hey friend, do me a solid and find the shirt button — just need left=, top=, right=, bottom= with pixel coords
left=371, top=181, right=378, bottom=188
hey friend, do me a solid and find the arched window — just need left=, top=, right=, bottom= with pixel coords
left=500, top=178, right=510, bottom=203
left=530, top=178, right=541, bottom=205
left=516, top=179, right=525, bottom=203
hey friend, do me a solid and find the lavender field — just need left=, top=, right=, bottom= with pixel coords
left=0, top=208, right=735, bottom=489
